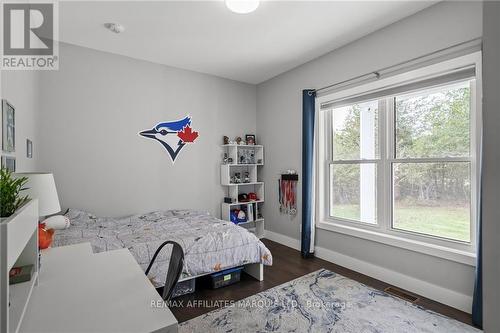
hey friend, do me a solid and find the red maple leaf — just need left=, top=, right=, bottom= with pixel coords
left=177, top=125, right=199, bottom=143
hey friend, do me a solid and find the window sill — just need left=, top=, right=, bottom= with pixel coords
left=317, top=220, right=476, bottom=266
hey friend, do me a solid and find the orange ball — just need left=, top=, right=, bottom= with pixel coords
left=38, top=223, right=55, bottom=249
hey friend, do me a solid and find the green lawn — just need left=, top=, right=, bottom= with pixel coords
left=331, top=204, right=470, bottom=242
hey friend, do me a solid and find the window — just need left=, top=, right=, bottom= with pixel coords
left=330, top=100, right=379, bottom=224
left=317, top=53, right=480, bottom=260
left=392, top=82, right=472, bottom=242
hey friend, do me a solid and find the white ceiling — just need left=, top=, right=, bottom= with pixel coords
left=58, top=1, right=437, bottom=84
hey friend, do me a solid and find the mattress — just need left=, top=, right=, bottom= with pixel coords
left=52, top=209, right=273, bottom=287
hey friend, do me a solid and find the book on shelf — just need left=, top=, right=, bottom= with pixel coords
left=9, top=264, right=34, bottom=285
left=247, top=203, right=254, bottom=222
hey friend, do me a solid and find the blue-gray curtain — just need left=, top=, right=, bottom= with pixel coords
left=301, top=89, right=316, bottom=258
left=472, top=215, right=482, bottom=328
left=472, top=143, right=483, bottom=328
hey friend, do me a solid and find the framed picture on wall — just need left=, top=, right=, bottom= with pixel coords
left=1, top=156, right=16, bottom=172
left=2, top=99, right=15, bottom=152
left=245, top=134, right=256, bottom=145
left=26, top=139, right=33, bottom=158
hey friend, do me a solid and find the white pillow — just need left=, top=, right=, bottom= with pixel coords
left=42, top=215, right=71, bottom=230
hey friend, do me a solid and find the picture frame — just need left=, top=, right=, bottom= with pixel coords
left=26, top=139, right=33, bottom=158
left=2, top=99, right=15, bottom=152
left=245, top=134, right=256, bottom=145
left=1, top=156, right=16, bottom=172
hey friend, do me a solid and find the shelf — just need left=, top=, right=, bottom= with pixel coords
left=221, top=144, right=263, bottom=148
left=230, top=218, right=264, bottom=226
left=1, top=200, right=39, bottom=333
left=235, top=221, right=254, bottom=226
left=221, top=144, right=264, bottom=241
left=221, top=145, right=264, bottom=170
left=222, top=163, right=264, bottom=166
left=225, top=200, right=264, bottom=206
left=225, top=182, right=264, bottom=186
left=9, top=271, right=38, bottom=333
left=4, top=201, right=38, bottom=271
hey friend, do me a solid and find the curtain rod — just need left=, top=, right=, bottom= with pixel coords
left=313, top=38, right=482, bottom=95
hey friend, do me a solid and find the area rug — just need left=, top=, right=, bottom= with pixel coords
left=179, top=269, right=479, bottom=333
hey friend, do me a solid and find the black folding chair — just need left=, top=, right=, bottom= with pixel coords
left=145, top=241, right=184, bottom=301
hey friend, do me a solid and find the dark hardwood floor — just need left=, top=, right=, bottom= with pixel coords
left=170, top=239, right=476, bottom=328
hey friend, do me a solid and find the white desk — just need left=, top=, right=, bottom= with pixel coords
left=20, top=243, right=178, bottom=333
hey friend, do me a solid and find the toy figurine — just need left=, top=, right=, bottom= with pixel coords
left=231, top=172, right=241, bottom=184
left=235, top=137, right=242, bottom=145
left=235, top=172, right=241, bottom=183
left=223, top=136, right=229, bottom=145
left=243, top=171, right=250, bottom=183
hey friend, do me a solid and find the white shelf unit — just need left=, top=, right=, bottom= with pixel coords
left=221, top=145, right=265, bottom=238
left=0, top=200, right=39, bottom=333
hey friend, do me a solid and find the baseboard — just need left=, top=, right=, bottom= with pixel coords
left=264, top=230, right=472, bottom=313
left=265, top=230, right=301, bottom=251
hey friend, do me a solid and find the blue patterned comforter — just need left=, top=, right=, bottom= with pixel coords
left=52, top=209, right=272, bottom=287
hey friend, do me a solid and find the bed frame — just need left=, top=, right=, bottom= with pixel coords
left=178, top=263, right=263, bottom=283
left=243, top=263, right=264, bottom=281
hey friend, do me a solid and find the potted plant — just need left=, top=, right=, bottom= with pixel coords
left=0, top=167, right=30, bottom=218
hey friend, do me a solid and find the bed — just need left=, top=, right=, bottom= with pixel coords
left=52, top=209, right=272, bottom=287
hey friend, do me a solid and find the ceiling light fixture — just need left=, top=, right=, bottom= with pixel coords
left=104, top=23, right=125, bottom=34
left=225, top=0, right=260, bottom=14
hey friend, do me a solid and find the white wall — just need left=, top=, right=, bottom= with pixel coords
left=481, top=2, right=500, bottom=331
left=37, top=43, right=256, bottom=217
left=1, top=71, right=40, bottom=172
left=257, top=1, right=482, bottom=312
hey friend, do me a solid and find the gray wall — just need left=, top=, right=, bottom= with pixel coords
left=257, top=1, right=482, bottom=311
left=481, top=2, right=500, bottom=331
left=8, top=0, right=490, bottom=317
left=37, top=43, right=256, bottom=217
left=1, top=71, right=40, bottom=172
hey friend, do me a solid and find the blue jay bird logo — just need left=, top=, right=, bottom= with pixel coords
left=139, top=115, right=199, bottom=163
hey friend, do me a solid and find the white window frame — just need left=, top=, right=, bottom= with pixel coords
left=316, top=52, right=482, bottom=266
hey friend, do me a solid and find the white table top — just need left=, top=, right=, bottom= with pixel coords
left=20, top=243, right=178, bottom=333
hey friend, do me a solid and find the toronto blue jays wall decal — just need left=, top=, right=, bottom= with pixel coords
left=139, top=115, right=199, bottom=163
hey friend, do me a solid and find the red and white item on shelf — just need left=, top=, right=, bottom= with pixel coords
left=248, top=192, right=258, bottom=201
